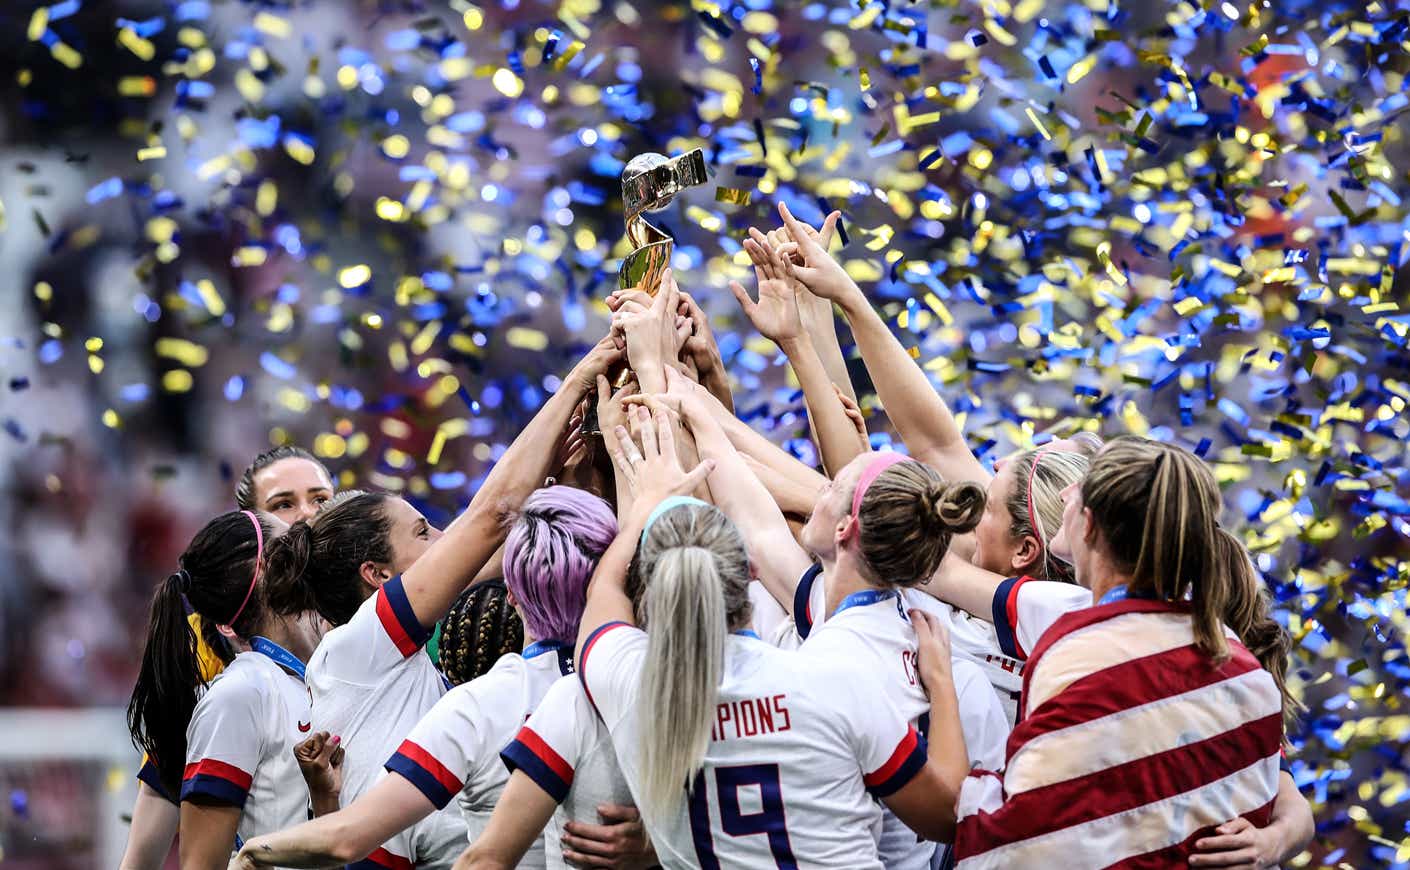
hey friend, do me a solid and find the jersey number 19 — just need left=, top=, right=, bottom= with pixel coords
left=688, top=763, right=798, bottom=869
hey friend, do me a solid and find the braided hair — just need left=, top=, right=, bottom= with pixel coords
left=438, top=580, right=524, bottom=686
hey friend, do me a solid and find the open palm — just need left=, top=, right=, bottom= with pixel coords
left=777, top=201, right=858, bottom=304
left=730, top=234, right=804, bottom=345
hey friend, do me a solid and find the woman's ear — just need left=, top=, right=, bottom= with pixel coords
left=1081, top=507, right=1098, bottom=546
left=358, top=561, right=389, bottom=590
left=215, top=623, right=239, bottom=640
left=1012, top=534, right=1042, bottom=574
left=833, top=515, right=857, bottom=547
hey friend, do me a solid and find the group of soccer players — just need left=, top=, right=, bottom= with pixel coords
left=121, top=202, right=1315, bottom=870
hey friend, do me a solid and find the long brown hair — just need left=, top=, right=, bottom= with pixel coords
left=1081, top=437, right=1297, bottom=721
left=127, top=511, right=277, bottom=797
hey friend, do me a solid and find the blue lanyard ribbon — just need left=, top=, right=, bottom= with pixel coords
left=524, top=640, right=575, bottom=677
left=523, top=639, right=568, bottom=660
left=1098, top=584, right=1153, bottom=606
left=831, top=588, right=901, bottom=619
left=251, top=636, right=306, bottom=681
left=733, top=629, right=760, bottom=639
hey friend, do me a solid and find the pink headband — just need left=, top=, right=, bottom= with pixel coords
left=222, top=510, right=264, bottom=630
left=850, top=452, right=913, bottom=521
left=1025, top=444, right=1055, bottom=562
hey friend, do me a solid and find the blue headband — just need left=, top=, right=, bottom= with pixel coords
left=641, top=496, right=710, bottom=542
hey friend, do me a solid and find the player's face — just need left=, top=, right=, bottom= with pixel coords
left=973, top=462, right=1026, bottom=576
left=382, top=497, right=443, bottom=575
left=253, top=458, right=335, bottom=523
left=801, top=457, right=865, bottom=560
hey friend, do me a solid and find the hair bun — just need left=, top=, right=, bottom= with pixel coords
left=932, top=480, right=985, bottom=534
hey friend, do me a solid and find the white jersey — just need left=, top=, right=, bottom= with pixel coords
left=305, top=576, right=464, bottom=869
left=387, top=644, right=573, bottom=869
left=580, top=621, right=927, bottom=870
left=180, top=649, right=310, bottom=864
left=748, top=580, right=789, bottom=645
left=801, top=584, right=1010, bottom=870
left=795, top=565, right=1033, bottom=724
left=988, top=576, right=1091, bottom=662
left=500, top=675, right=635, bottom=870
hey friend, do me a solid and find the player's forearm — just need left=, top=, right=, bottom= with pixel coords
left=406, top=356, right=588, bottom=621
left=578, top=508, right=648, bottom=654
left=696, top=358, right=735, bottom=414
left=917, top=552, right=1007, bottom=623
left=710, top=397, right=831, bottom=494
left=453, top=843, right=516, bottom=870
left=835, top=290, right=987, bottom=485
left=780, top=334, right=867, bottom=477
left=309, top=790, right=340, bottom=817
left=797, top=291, right=856, bottom=404
left=746, top=457, right=825, bottom=517
left=238, top=813, right=367, bottom=868
left=1267, top=771, right=1314, bottom=863
left=689, top=410, right=812, bottom=604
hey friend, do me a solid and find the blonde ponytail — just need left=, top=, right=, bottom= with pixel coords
left=630, top=503, right=753, bottom=819
left=639, top=546, right=726, bottom=815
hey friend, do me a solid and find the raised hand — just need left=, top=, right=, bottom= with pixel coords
left=676, top=290, right=722, bottom=372
left=730, top=231, right=805, bottom=346
left=609, top=270, right=680, bottom=393
left=566, top=335, right=627, bottom=394
left=777, top=201, right=862, bottom=305
left=607, top=405, right=713, bottom=518
left=769, top=208, right=840, bottom=267
left=287, top=733, right=339, bottom=806
left=562, top=803, right=657, bottom=869
left=834, top=383, right=868, bottom=442
left=596, top=376, right=639, bottom=446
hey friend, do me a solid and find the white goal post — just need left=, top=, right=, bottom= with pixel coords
left=0, top=708, right=141, bottom=868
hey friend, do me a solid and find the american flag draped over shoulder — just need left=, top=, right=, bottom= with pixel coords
left=954, top=598, right=1284, bottom=869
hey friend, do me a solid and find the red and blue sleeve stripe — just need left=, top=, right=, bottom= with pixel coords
left=864, top=727, right=928, bottom=798
left=578, top=621, right=631, bottom=715
left=384, top=739, right=463, bottom=810
left=991, top=576, right=1032, bottom=660
left=793, top=563, right=823, bottom=640
left=180, top=758, right=252, bottom=807
left=136, top=756, right=176, bottom=804
left=501, top=726, right=575, bottom=803
left=346, top=846, right=414, bottom=870
left=375, top=576, right=432, bottom=658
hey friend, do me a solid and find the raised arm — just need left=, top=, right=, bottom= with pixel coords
left=916, top=551, right=1009, bottom=623
left=230, top=775, right=433, bottom=869
left=731, top=230, right=867, bottom=477
left=778, top=202, right=989, bottom=487
left=577, top=406, right=714, bottom=656
left=769, top=209, right=857, bottom=405
left=402, top=336, right=622, bottom=626
left=741, top=453, right=825, bottom=518
left=677, top=290, right=736, bottom=414
left=645, top=368, right=813, bottom=612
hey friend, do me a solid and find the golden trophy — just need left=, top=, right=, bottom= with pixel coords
left=617, top=149, right=708, bottom=293
left=583, top=150, right=709, bottom=435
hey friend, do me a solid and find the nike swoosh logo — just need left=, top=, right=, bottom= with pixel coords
left=298, top=721, right=312, bottom=732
